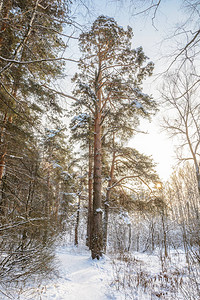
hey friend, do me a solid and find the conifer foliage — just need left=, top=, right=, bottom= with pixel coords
left=0, top=0, right=76, bottom=284
left=0, top=0, right=71, bottom=215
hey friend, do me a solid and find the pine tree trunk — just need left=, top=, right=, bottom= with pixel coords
left=103, top=135, right=116, bottom=253
left=91, top=110, right=103, bottom=259
left=91, top=66, right=103, bottom=259
left=0, top=114, right=12, bottom=215
left=86, top=135, right=93, bottom=249
left=0, top=85, right=16, bottom=184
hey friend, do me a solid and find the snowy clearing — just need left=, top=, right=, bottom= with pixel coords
left=5, top=245, right=199, bottom=300
left=41, top=247, right=115, bottom=300
left=10, top=246, right=118, bottom=300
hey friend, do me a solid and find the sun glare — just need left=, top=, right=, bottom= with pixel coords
left=155, top=182, right=162, bottom=190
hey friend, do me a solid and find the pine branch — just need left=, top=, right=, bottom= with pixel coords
left=0, top=0, right=40, bottom=74
left=0, top=56, right=79, bottom=66
left=0, top=218, right=47, bottom=232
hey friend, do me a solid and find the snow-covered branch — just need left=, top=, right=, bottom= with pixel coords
left=0, top=55, right=79, bottom=65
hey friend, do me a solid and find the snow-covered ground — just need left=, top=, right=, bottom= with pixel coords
left=9, top=246, right=118, bottom=300
left=39, top=246, right=117, bottom=300
left=2, top=245, right=199, bottom=299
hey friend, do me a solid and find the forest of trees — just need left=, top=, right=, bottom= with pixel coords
left=0, top=0, right=200, bottom=298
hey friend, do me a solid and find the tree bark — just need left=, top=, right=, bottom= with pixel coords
left=0, top=112, right=8, bottom=183
left=75, top=193, right=81, bottom=246
left=91, top=110, right=103, bottom=259
left=0, top=78, right=18, bottom=217
left=195, top=164, right=200, bottom=197
left=0, top=151, right=6, bottom=182
left=161, top=210, right=168, bottom=257
left=86, top=133, right=93, bottom=249
left=91, top=67, right=103, bottom=260
left=103, top=138, right=116, bottom=253
left=127, top=223, right=132, bottom=251
left=0, top=114, right=12, bottom=215
left=0, top=0, right=12, bottom=49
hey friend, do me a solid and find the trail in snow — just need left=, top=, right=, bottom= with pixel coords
left=40, top=247, right=117, bottom=300
left=4, top=246, right=191, bottom=299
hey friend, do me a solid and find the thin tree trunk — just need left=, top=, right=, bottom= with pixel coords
left=151, top=220, right=155, bottom=252
left=0, top=151, right=6, bottom=182
left=54, top=183, right=60, bottom=221
left=161, top=210, right=168, bottom=258
left=103, top=134, right=116, bottom=253
left=0, top=114, right=12, bottom=215
left=46, top=168, right=51, bottom=218
left=103, top=202, right=109, bottom=253
left=0, top=113, right=8, bottom=183
left=0, top=83, right=16, bottom=184
left=185, top=124, right=200, bottom=198
left=195, top=164, right=200, bottom=198
left=26, top=174, right=33, bottom=218
left=86, top=132, right=93, bottom=249
left=0, top=112, right=7, bottom=143
left=75, top=193, right=81, bottom=246
left=0, top=174, right=6, bottom=216
left=0, top=114, right=8, bottom=214
left=136, top=232, right=140, bottom=252
left=25, top=163, right=38, bottom=218
left=127, top=223, right=132, bottom=251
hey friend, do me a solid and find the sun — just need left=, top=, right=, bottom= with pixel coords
left=155, top=182, right=162, bottom=190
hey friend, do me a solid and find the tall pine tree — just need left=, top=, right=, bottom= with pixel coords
left=72, top=15, right=157, bottom=259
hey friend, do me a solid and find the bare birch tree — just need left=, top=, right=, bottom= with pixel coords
left=161, top=70, right=200, bottom=195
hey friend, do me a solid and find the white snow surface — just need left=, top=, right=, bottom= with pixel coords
left=96, top=208, right=103, bottom=213
left=34, top=246, right=117, bottom=300
left=5, top=246, right=196, bottom=300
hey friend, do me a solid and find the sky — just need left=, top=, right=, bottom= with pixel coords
left=64, top=0, right=186, bottom=181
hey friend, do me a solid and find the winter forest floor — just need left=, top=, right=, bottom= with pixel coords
left=3, top=243, right=200, bottom=300
left=6, top=246, right=118, bottom=300
left=37, top=247, right=115, bottom=300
